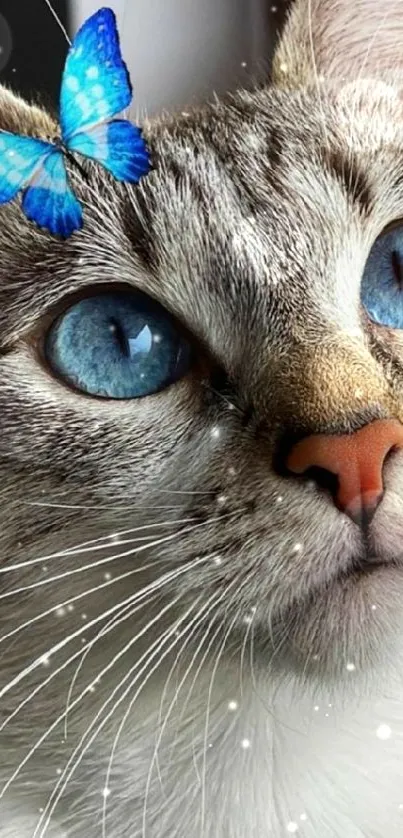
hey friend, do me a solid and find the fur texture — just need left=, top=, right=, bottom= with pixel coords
left=1, top=1, right=403, bottom=835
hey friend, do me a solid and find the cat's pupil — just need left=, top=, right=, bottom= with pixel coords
left=391, top=248, right=403, bottom=290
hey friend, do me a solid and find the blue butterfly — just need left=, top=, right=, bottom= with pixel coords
left=0, top=7, right=151, bottom=238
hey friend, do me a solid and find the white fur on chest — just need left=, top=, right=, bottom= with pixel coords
left=4, top=654, right=403, bottom=838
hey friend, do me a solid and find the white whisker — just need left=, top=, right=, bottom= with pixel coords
left=34, top=595, right=205, bottom=837
left=0, top=555, right=210, bottom=704
left=42, top=0, right=71, bottom=45
left=108, top=588, right=227, bottom=838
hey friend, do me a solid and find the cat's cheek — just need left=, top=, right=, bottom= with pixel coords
left=278, top=565, right=403, bottom=683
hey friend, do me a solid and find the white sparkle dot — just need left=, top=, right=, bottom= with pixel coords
left=287, top=823, right=299, bottom=833
left=228, top=700, right=238, bottom=711
left=56, top=768, right=62, bottom=775
left=241, top=61, right=247, bottom=68
left=55, top=606, right=66, bottom=617
left=82, top=613, right=87, bottom=621
left=276, top=495, right=283, bottom=503
left=104, top=572, right=112, bottom=581
left=211, top=426, right=221, bottom=439
left=153, top=333, right=163, bottom=343
left=314, top=705, right=319, bottom=712
left=292, top=542, right=303, bottom=553
left=241, top=738, right=251, bottom=749
left=217, top=494, right=227, bottom=506
left=300, top=814, right=308, bottom=822
left=102, top=786, right=111, bottom=798
left=371, top=604, right=377, bottom=611
left=41, top=655, right=50, bottom=667
left=67, top=604, right=75, bottom=613
left=213, top=556, right=222, bottom=565
left=328, top=703, right=332, bottom=708
left=42, top=565, right=48, bottom=572
left=346, top=662, right=356, bottom=671
left=398, top=803, right=403, bottom=810
left=271, top=5, right=278, bottom=11
left=279, top=62, right=288, bottom=73
left=376, top=724, right=392, bottom=740
left=312, top=654, right=319, bottom=661
left=325, top=713, right=329, bottom=717
left=228, top=467, right=237, bottom=476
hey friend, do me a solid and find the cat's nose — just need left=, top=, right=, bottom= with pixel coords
left=286, top=418, right=403, bottom=525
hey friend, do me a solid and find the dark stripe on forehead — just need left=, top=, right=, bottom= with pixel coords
left=321, top=149, right=372, bottom=214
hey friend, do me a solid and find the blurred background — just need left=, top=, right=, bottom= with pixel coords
left=0, top=0, right=290, bottom=115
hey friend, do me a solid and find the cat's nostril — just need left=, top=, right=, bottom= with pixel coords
left=284, top=418, right=403, bottom=526
left=300, top=465, right=339, bottom=499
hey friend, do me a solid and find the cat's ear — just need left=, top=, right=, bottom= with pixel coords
left=272, top=0, right=403, bottom=89
left=0, top=85, right=56, bottom=137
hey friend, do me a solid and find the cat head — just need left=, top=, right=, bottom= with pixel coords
left=2, top=0, right=403, bottom=690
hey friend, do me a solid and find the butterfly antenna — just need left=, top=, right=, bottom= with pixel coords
left=42, top=0, right=71, bottom=46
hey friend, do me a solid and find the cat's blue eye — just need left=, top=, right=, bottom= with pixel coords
left=361, top=225, right=403, bottom=329
left=45, top=290, right=193, bottom=399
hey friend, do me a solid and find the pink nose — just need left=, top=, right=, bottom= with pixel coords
left=286, top=418, right=403, bottom=523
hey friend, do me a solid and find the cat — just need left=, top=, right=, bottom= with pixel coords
left=1, top=0, right=403, bottom=835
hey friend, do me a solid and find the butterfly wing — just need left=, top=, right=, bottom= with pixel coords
left=60, top=7, right=132, bottom=141
left=22, top=151, right=83, bottom=238
left=0, top=131, right=51, bottom=203
left=68, top=120, right=150, bottom=182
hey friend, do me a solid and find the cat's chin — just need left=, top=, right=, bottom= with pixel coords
left=264, top=562, right=403, bottom=686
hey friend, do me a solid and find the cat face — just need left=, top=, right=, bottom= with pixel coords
left=1, top=0, right=403, bottom=697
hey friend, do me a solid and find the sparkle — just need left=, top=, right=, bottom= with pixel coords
left=55, top=606, right=66, bottom=617
left=279, top=62, right=288, bottom=74
left=213, top=556, right=222, bottom=566
left=241, top=738, right=251, bottom=749
left=241, top=61, right=247, bottom=68
left=40, top=655, right=51, bottom=667
left=104, top=572, right=112, bottom=581
left=292, top=542, right=303, bottom=553
left=271, top=5, right=278, bottom=11
left=211, top=426, right=221, bottom=439
left=56, top=768, right=62, bottom=775
left=216, top=494, right=227, bottom=506
left=371, top=604, right=377, bottom=611
left=276, top=495, right=283, bottom=503
left=314, top=705, right=319, bottom=712
left=376, top=724, right=392, bottom=740
left=346, top=662, right=356, bottom=672
left=228, top=467, right=237, bottom=476
left=300, top=814, right=308, bottom=822
left=102, top=786, right=111, bottom=798
left=82, top=613, right=88, bottom=621
left=67, top=604, right=75, bottom=613
left=287, top=823, right=299, bottom=833
left=228, top=700, right=238, bottom=711
left=153, top=333, right=163, bottom=344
